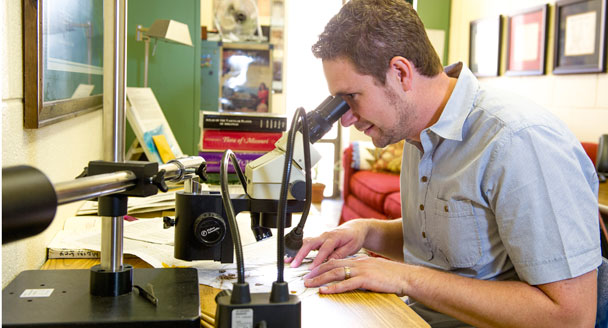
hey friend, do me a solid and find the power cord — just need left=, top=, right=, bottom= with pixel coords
left=219, top=150, right=250, bottom=304
left=272, top=107, right=312, bottom=302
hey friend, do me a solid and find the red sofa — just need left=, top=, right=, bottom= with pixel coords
left=340, top=141, right=600, bottom=225
left=340, top=143, right=401, bottom=224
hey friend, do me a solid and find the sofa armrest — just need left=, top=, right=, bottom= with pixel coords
left=342, top=143, right=355, bottom=201
left=581, top=142, right=598, bottom=166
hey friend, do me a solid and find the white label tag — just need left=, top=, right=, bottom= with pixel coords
left=20, top=289, right=54, bottom=298
left=231, top=308, right=253, bottom=328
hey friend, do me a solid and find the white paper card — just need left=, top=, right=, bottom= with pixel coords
left=565, top=11, right=596, bottom=56
left=20, top=289, right=54, bottom=298
left=231, top=308, right=254, bottom=328
left=513, top=21, right=539, bottom=62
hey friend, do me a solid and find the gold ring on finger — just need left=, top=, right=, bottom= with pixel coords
left=344, top=266, right=351, bottom=280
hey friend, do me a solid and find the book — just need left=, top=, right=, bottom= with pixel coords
left=202, top=111, right=287, bottom=132
left=126, top=88, right=183, bottom=163
left=152, top=134, right=177, bottom=163
left=199, top=151, right=265, bottom=173
left=201, top=130, right=282, bottom=152
left=204, top=172, right=244, bottom=185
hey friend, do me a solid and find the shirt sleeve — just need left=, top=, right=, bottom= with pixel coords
left=484, top=124, right=601, bottom=285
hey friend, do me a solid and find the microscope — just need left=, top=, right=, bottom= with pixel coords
left=170, top=95, right=349, bottom=328
left=170, top=95, right=349, bottom=264
left=1, top=95, right=349, bottom=328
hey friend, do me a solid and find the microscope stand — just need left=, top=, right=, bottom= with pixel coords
left=2, top=267, right=200, bottom=328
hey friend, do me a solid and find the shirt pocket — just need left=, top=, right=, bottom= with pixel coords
left=427, top=199, right=482, bottom=269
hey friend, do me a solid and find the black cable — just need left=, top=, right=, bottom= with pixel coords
left=276, top=107, right=312, bottom=282
left=231, top=155, right=248, bottom=192
left=220, top=150, right=246, bottom=284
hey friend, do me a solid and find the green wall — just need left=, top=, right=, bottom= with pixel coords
left=417, top=0, right=451, bottom=65
left=126, top=0, right=201, bottom=156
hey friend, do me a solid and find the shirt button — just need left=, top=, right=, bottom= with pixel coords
left=421, top=176, right=428, bottom=182
left=422, top=231, right=426, bottom=238
left=444, top=205, right=449, bottom=212
left=419, top=204, right=424, bottom=211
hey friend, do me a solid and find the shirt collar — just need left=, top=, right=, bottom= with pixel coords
left=427, top=62, right=480, bottom=142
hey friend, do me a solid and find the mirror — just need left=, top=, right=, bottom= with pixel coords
left=23, top=0, right=104, bottom=128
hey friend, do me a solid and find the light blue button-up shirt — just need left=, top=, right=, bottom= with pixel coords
left=401, top=63, right=601, bottom=326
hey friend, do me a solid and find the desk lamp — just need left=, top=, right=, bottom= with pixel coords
left=135, top=19, right=193, bottom=87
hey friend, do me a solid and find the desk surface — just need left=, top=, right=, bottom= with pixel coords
left=599, top=183, right=607, bottom=216
left=42, top=258, right=430, bottom=328
left=599, top=182, right=607, bottom=205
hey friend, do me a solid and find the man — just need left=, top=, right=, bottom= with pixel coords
left=286, top=0, right=602, bottom=327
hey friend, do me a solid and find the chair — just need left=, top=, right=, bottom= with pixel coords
left=597, top=257, right=608, bottom=328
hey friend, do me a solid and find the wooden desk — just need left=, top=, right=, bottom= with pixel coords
left=599, top=183, right=607, bottom=214
left=42, top=258, right=429, bottom=328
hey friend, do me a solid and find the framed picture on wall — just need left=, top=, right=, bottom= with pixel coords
left=553, top=0, right=607, bottom=74
left=505, top=4, right=549, bottom=76
left=219, top=43, right=273, bottom=113
left=469, top=16, right=503, bottom=77
left=23, top=0, right=104, bottom=128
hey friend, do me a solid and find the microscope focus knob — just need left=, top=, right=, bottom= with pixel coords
left=193, top=212, right=226, bottom=246
left=289, top=180, right=306, bottom=201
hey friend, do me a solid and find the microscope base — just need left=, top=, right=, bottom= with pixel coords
left=2, top=268, right=200, bottom=327
left=215, top=292, right=301, bottom=327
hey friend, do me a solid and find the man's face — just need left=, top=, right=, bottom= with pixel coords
left=322, top=57, right=417, bottom=148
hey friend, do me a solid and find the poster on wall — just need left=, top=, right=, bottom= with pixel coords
left=469, top=15, right=502, bottom=77
left=505, top=4, right=549, bottom=76
left=553, top=0, right=607, bottom=74
left=220, top=43, right=273, bottom=112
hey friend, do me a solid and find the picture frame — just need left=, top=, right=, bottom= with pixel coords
left=553, top=0, right=607, bottom=74
left=505, top=4, right=549, bottom=76
left=469, top=15, right=503, bottom=77
left=23, top=0, right=104, bottom=129
left=219, top=43, right=273, bottom=113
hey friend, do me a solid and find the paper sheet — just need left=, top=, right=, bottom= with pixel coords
left=47, top=213, right=323, bottom=296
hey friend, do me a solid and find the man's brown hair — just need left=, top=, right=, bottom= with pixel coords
left=312, top=0, right=443, bottom=84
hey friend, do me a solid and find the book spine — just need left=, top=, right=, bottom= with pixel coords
left=203, top=114, right=287, bottom=132
left=201, top=130, right=282, bottom=152
left=200, top=151, right=265, bottom=173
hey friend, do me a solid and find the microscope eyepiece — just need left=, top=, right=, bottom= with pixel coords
left=305, top=96, right=350, bottom=143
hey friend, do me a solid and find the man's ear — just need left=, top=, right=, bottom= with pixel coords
left=389, top=56, right=414, bottom=91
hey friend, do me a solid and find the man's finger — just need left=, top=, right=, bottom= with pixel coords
left=289, top=238, right=321, bottom=267
left=304, top=265, right=344, bottom=287
left=310, top=238, right=340, bottom=269
left=319, top=277, right=361, bottom=294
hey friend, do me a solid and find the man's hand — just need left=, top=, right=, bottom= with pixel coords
left=303, top=256, right=410, bottom=296
left=285, top=219, right=369, bottom=269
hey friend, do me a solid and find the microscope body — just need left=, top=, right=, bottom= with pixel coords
left=174, top=95, right=349, bottom=264
left=174, top=189, right=307, bottom=262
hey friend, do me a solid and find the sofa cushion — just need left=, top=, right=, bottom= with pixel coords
left=343, top=195, right=388, bottom=222
left=350, top=170, right=400, bottom=211
left=372, top=140, right=404, bottom=173
left=383, top=192, right=402, bottom=219
left=351, top=141, right=381, bottom=170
